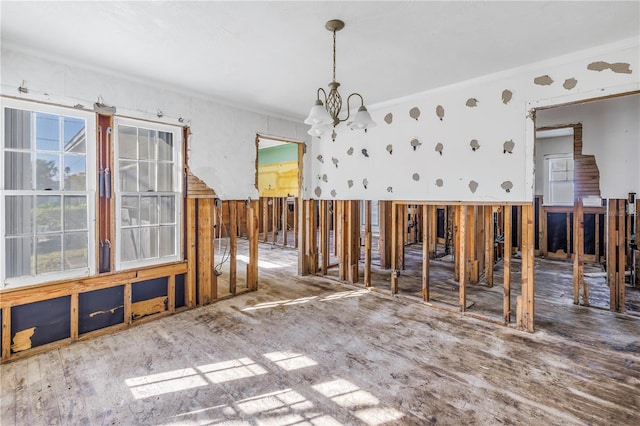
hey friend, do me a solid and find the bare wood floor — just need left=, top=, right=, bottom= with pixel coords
left=1, top=242, right=639, bottom=425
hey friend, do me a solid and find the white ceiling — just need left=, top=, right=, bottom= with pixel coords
left=1, top=1, right=639, bottom=121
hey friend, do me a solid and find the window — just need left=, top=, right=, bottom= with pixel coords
left=114, top=119, right=182, bottom=269
left=1, top=99, right=96, bottom=288
left=546, top=155, right=574, bottom=205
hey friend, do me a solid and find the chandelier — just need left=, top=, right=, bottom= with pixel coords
left=305, top=19, right=376, bottom=140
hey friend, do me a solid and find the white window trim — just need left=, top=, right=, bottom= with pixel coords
left=113, top=117, right=183, bottom=271
left=543, top=153, right=574, bottom=206
left=1, top=97, right=97, bottom=289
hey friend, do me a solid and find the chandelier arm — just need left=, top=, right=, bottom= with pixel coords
left=317, top=87, right=328, bottom=103
left=342, top=92, right=365, bottom=123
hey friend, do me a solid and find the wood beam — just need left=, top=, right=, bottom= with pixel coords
left=247, top=200, right=259, bottom=290
left=197, top=199, right=214, bottom=304
left=428, top=205, right=437, bottom=258
left=229, top=201, right=238, bottom=295
left=518, top=203, right=535, bottom=332
left=503, top=205, right=512, bottom=324
left=607, top=199, right=626, bottom=312
left=422, top=205, right=430, bottom=301
left=320, top=200, right=330, bottom=275
left=573, top=200, right=586, bottom=305
left=1, top=307, right=10, bottom=361
left=458, top=205, right=467, bottom=312
left=186, top=198, right=197, bottom=307
left=391, top=202, right=399, bottom=294
left=484, top=206, right=494, bottom=287
left=364, top=200, right=372, bottom=287
left=347, top=201, right=360, bottom=283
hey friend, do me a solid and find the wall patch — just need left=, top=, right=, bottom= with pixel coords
left=316, top=155, right=324, bottom=163
left=410, top=138, right=422, bottom=151
left=436, top=105, right=445, bottom=120
left=409, top=107, right=421, bottom=120
left=563, top=78, right=578, bottom=90
left=347, top=147, right=354, bottom=155
left=435, top=142, right=444, bottom=155
left=361, top=149, right=369, bottom=157
left=331, top=189, right=337, bottom=197
left=384, top=113, right=393, bottom=124
left=501, top=181, right=514, bottom=193
left=314, top=186, right=322, bottom=197
left=347, top=180, right=354, bottom=188
left=534, top=75, right=554, bottom=86
left=501, top=90, right=513, bottom=104
left=331, top=157, right=339, bottom=168
left=412, top=173, right=420, bottom=181
left=465, top=98, right=478, bottom=107
left=322, top=174, right=328, bottom=182
left=587, top=61, right=632, bottom=74
left=503, top=139, right=515, bottom=154
left=386, top=186, right=393, bottom=193
left=362, top=178, right=368, bottom=189
left=470, top=139, right=480, bottom=151
left=435, top=179, right=444, bottom=187
left=386, top=144, right=393, bottom=155
left=468, top=180, right=479, bottom=193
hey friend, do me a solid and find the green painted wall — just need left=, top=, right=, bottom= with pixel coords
left=258, top=143, right=298, bottom=165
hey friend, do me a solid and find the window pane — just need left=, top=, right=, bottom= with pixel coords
left=35, top=113, right=60, bottom=151
left=121, top=196, right=139, bottom=226
left=4, top=151, right=32, bottom=190
left=64, top=232, right=88, bottom=270
left=64, top=117, right=86, bottom=153
left=550, top=159, right=568, bottom=172
left=140, top=226, right=159, bottom=259
left=37, top=195, right=62, bottom=233
left=64, top=196, right=88, bottom=231
left=138, top=129, right=155, bottom=160
left=159, top=226, right=175, bottom=257
left=119, top=160, right=137, bottom=192
left=160, top=196, right=175, bottom=224
left=158, top=131, right=173, bottom=161
left=6, top=195, right=33, bottom=235
left=139, top=161, right=156, bottom=192
left=63, top=154, right=86, bottom=190
left=4, top=108, right=31, bottom=150
left=36, top=234, right=62, bottom=274
left=36, top=153, right=61, bottom=190
left=140, top=196, right=158, bottom=225
left=6, top=237, right=33, bottom=278
left=118, top=126, right=137, bottom=159
left=157, top=163, right=173, bottom=191
left=121, top=228, right=139, bottom=261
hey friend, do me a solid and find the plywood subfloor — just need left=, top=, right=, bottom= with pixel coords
left=1, top=242, right=639, bottom=425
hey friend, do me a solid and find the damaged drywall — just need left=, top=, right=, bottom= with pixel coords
left=587, top=61, right=632, bottom=74
left=384, top=113, right=393, bottom=124
left=436, top=105, right=445, bottom=120
left=502, top=90, right=513, bottom=104
left=534, top=75, right=554, bottom=86
left=465, top=98, right=479, bottom=107
left=409, top=107, right=421, bottom=120
left=563, top=78, right=578, bottom=90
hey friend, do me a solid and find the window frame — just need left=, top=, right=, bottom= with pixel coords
left=113, top=117, right=183, bottom=271
left=1, top=97, right=97, bottom=288
left=544, top=153, right=574, bottom=206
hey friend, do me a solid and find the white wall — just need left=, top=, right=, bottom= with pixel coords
left=536, top=94, right=640, bottom=199
left=310, top=38, right=639, bottom=202
left=0, top=47, right=311, bottom=200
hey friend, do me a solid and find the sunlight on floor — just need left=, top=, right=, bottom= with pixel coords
left=237, top=254, right=289, bottom=269
left=242, top=290, right=367, bottom=312
left=128, top=350, right=403, bottom=425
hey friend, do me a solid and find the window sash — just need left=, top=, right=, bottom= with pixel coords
left=113, top=118, right=182, bottom=270
left=1, top=98, right=96, bottom=288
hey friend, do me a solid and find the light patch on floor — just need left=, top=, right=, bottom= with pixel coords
left=263, top=351, right=318, bottom=371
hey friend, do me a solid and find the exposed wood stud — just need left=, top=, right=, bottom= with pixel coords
left=2, top=307, right=11, bottom=361
left=504, top=205, right=512, bottom=324
left=230, top=201, right=238, bottom=295
left=186, top=198, right=197, bottom=307
left=168, top=275, right=176, bottom=312
left=379, top=201, right=393, bottom=269
left=364, top=200, right=372, bottom=287
left=391, top=202, right=399, bottom=294
left=197, top=199, right=214, bottom=304
left=459, top=205, right=467, bottom=312
left=347, top=201, right=360, bottom=283
left=422, top=205, right=430, bottom=301
left=70, top=293, right=79, bottom=340
left=320, top=200, right=330, bottom=275
left=124, top=282, right=132, bottom=325
left=607, top=199, right=626, bottom=312
left=484, top=206, right=494, bottom=286
left=573, top=200, right=586, bottom=305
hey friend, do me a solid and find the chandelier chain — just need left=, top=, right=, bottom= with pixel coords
left=332, top=29, right=336, bottom=82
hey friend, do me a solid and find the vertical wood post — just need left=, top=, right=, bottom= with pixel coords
left=248, top=200, right=259, bottom=290
left=518, top=204, right=535, bottom=332
left=347, top=201, right=360, bottom=283
left=503, top=205, right=512, bottom=324
left=168, top=275, right=176, bottom=312
left=70, top=293, right=79, bottom=340
left=364, top=200, right=372, bottom=287
left=197, top=199, right=214, bottom=304
left=1, top=308, right=10, bottom=361
left=271, top=197, right=278, bottom=243
left=320, top=200, right=329, bottom=275
left=422, top=205, right=430, bottom=301
left=282, top=198, right=288, bottom=247
left=379, top=201, right=393, bottom=269
left=459, top=205, right=467, bottom=312
left=186, top=198, right=197, bottom=307
left=229, top=201, right=238, bottom=295
left=428, top=205, right=437, bottom=258
left=573, top=200, right=586, bottom=305
left=454, top=205, right=460, bottom=281
left=294, top=198, right=299, bottom=248
left=391, top=202, right=399, bottom=294
left=124, top=282, right=132, bottom=325
left=484, top=206, right=494, bottom=287
left=607, top=199, right=626, bottom=312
